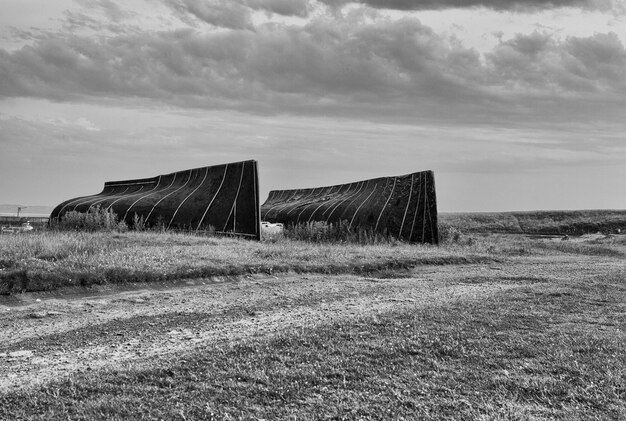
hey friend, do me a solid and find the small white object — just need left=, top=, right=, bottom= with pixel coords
left=261, top=221, right=284, bottom=235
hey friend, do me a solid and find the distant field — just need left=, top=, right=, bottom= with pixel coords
left=0, top=216, right=50, bottom=231
left=0, top=214, right=50, bottom=218
left=0, top=204, right=53, bottom=217
left=441, top=209, right=626, bottom=235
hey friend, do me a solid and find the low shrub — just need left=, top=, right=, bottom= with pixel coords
left=51, top=206, right=127, bottom=232
left=283, top=220, right=397, bottom=245
left=438, top=222, right=462, bottom=244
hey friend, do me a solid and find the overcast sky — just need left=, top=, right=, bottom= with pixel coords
left=1, top=0, right=625, bottom=212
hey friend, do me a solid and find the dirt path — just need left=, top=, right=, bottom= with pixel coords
left=1, top=254, right=621, bottom=392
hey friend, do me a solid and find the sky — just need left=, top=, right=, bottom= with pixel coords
left=1, top=0, right=625, bottom=212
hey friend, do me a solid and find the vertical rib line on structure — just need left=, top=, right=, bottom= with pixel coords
left=307, top=185, right=340, bottom=223
left=253, top=162, right=259, bottom=238
left=196, top=164, right=229, bottom=231
left=87, top=187, right=131, bottom=212
left=339, top=180, right=372, bottom=222
left=409, top=173, right=423, bottom=241
left=106, top=185, right=153, bottom=212
left=263, top=190, right=297, bottom=220
left=297, top=186, right=333, bottom=224
left=123, top=176, right=163, bottom=221
left=320, top=183, right=352, bottom=217
left=398, top=174, right=414, bottom=238
left=168, top=167, right=210, bottom=229
left=326, top=181, right=366, bottom=223
left=71, top=191, right=114, bottom=213
left=375, top=177, right=397, bottom=232
left=223, top=162, right=246, bottom=232
left=349, top=181, right=378, bottom=228
left=286, top=187, right=319, bottom=216
left=422, top=183, right=428, bottom=242
left=145, top=171, right=192, bottom=224
left=326, top=182, right=364, bottom=222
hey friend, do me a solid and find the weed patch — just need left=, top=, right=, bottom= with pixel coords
left=50, top=206, right=127, bottom=232
left=283, top=220, right=401, bottom=244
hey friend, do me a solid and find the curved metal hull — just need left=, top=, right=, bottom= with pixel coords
left=50, top=160, right=260, bottom=238
left=261, top=170, right=438, bottom=244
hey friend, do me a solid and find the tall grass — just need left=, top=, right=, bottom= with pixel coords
left=282, top=220, right=399, bottom=244
left=437, top=222, right=463, bottom=244
left=0, top=230, right=493, bottom=294
left=0, top=231, right=118, bottom=263
left=2, top=226, right=623, bottom=295
left=49, top=206, right=127, bottom=232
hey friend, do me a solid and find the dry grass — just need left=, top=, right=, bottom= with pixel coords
left=0, top=231, right=493, bottom=294
left=2, top=230, right=624, bottom=294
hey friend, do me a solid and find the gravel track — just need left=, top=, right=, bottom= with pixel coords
left=1, top=255, right=621, bottom=393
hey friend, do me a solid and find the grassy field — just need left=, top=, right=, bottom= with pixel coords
left=3, top=208, right=626, bottom=295
left=0, top=230, right=495, bottom=295
left=1, top=229, right=625, bottom=419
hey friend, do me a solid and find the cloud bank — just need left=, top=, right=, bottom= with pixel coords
left=1, top=3, right=625, bottom=127
left=320, top=0, right=616, bottom=12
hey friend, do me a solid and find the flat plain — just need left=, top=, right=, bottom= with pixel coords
left=0, top=229, right=625, bottom=420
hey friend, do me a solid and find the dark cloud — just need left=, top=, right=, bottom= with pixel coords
left=7, top=28, right=42, bottom=44
left=164, top=0, right=253, bottom=29
left=163, top=0, right=310, bottom=28
left=247, top=0, right=311, bottom=17
left=319, top=0, right=612, bottom=11
left=1, top=12, right=625, bottom=125
left=0, top=18, right=478, bottom=105
left=74, top=0, right=134, bottom=22
left=486, top=31, right=626, bottom=93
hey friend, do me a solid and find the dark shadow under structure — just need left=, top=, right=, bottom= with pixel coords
left=261, top=170, right=439, bottom=244
left=50, top=160, right=260, bottom=239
